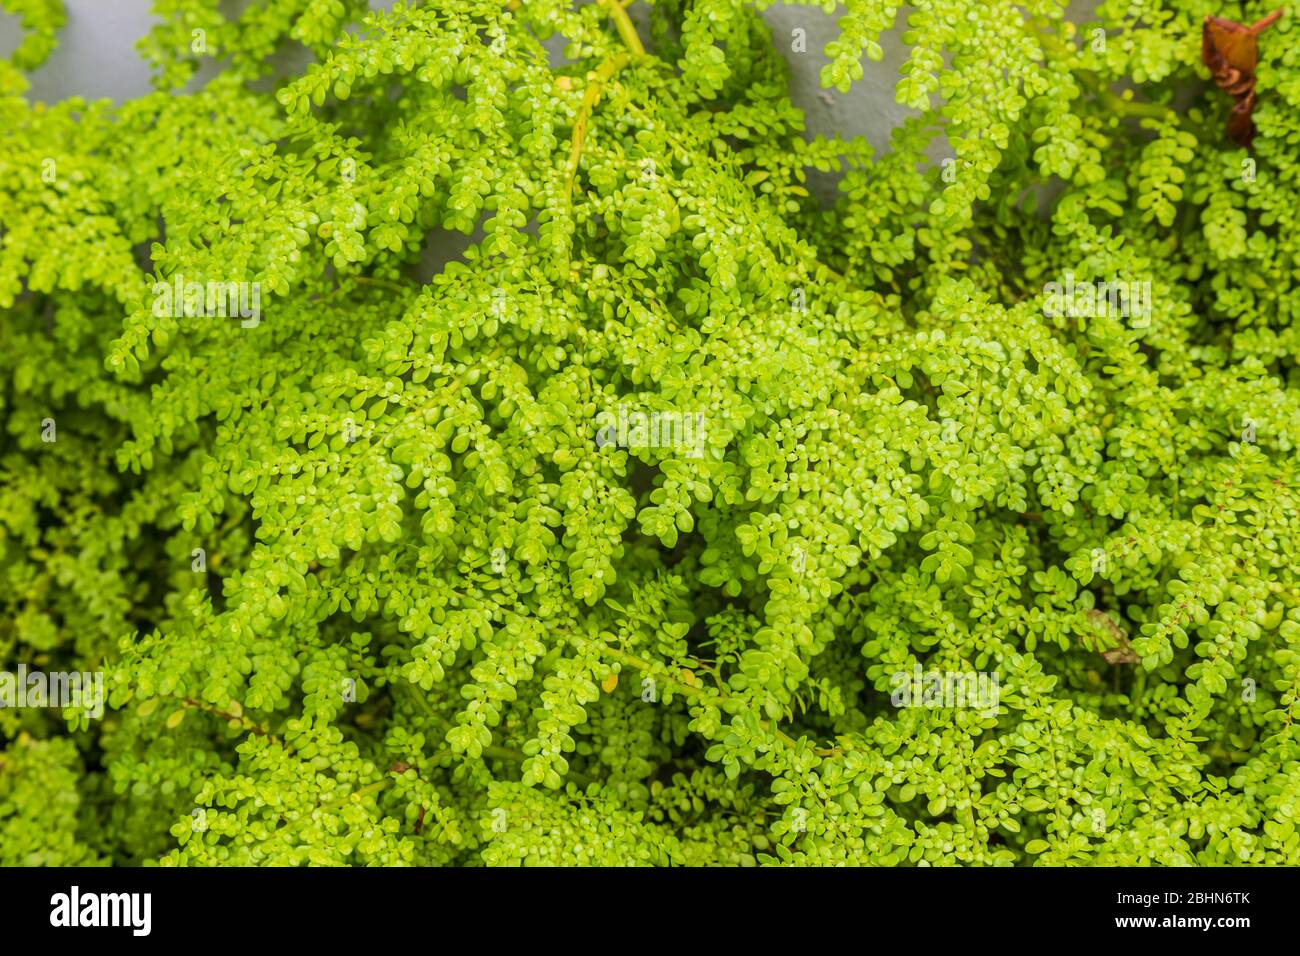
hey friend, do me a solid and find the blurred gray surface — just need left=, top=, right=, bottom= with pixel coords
left=0, top=1, right=1106, bottom=137
left=1, top=0, right=1102, bottom=229
left=1, top=1, right=916, bottom=146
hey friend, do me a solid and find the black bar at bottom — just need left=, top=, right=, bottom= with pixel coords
left=0, top=865, right=1286, bottom=943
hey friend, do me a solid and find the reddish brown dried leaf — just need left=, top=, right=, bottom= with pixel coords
left=1202, top=9, right=1283, bottom=146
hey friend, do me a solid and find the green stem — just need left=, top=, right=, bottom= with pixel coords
left=1030, top=19, right=1181, bottom=126
left=565, top=53, right=630, bottom=203
left=1079, top=71, right=1174, bottom=121
left=598, top=0, right=645, bottom=57
left=562, top=0, right=645, bottom=205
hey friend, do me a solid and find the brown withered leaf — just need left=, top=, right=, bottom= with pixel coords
left=1202, top=9, right=1283, bottom=147
left=1083, top=609, right=1139, bottom=665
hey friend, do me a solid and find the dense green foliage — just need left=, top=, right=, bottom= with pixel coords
left=2, top=0, right=1299, bottom=866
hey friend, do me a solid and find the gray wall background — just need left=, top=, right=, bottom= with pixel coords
left=0, top=1, right=984, bottom=152
left=0, top=0, right=1101, bottom=217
